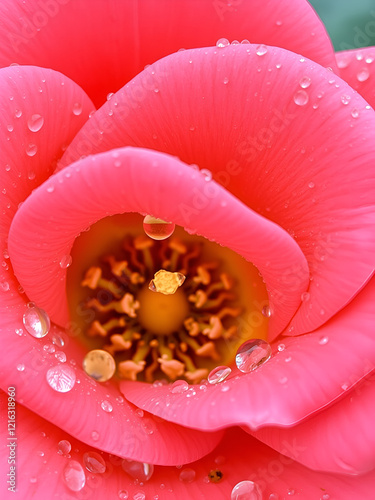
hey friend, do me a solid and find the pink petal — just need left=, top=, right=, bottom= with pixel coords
left=1, top=393, right=374, bottom=500
left=250, top=373, right=375, bottom=475
left=9, top=147, right=307, bottom=338
left=336, top=47, right=375, bottom=108
left=122, top=276, right=375, bottom=432
left=0, top=0, right=336, bottom=107
left=60, top=44, right=375, bottom=337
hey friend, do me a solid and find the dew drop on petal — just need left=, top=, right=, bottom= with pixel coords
left=54, top=351, right=66, bottom=363
left=83, top=451, right=106, bottom=473
left=83, top=349, right=116, bottom=382
left=17, top=363, right=25, bottom=372
left=301, top=291, right=310, bottom=302
left=15, top=109, right=22, bottom=118
left=26, top=144, right=38, bottom=156
left=72, top=102, right=83, bottom=116
left=23, top=303, right=50, bottom=338
left=118, top=491, right=129, bottom=499
left=27, top=114, right=44, bottom=132
left=91, top=431, right=100, bottom=441
left=293, top=90, right=309, bottom=106
left=231, top=480, right=263, bottom=499
left=46, top=365, right=76, bottom=393
left=170, top=380, right=189, bottom=393
left=261, top=305, right=272, bottom=317
left=179, top=468, right=196, bottom=483
left=319, top=336, right=329, bottom=345
left=143, top=215, right=175, bottom=240
left=351, top=108, right=359, bottom=119
left=357, top=68, right=370, bottom=82
left=101, top=400, right=113, bottom=413
left=277, top=344, right=285, bottom=352
left=208, top=366, right=231, bottom=384
left=200, top=168, right=212, bottom=181
left=235, top=339, right=272, bottom=373
left=58, top=439, right=71, bottom=455
left=63, top=460, right=86, bottom=492
left=60, top=254, right=72, bottom=269
left=299, top=76, right=311, bottom=88
left=121, top=460, right=154, bottom=481
left=216, top=38, right=230, bottom=48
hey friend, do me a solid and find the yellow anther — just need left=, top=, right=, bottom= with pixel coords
left=158, top=356, right=185, bottom=380
left=149, top=270, right=186, bottom=295
left=118, top=360, right=146, bottom=380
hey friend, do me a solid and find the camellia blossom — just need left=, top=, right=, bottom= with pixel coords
left=1, top=0, right=375, bottom=498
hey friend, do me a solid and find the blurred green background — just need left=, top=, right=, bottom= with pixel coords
left=309, top=0, right=375, bottom=51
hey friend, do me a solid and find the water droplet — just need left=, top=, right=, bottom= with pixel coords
left=15, top=328, right=23, bottom=336
left=27, top=114, right=44, bottom=132
left=223, top=77, right=229, bottom=85
left=121, top=460, right=154, bottom=481
left=301, top=292, right=310, bottom=302
left=221, top=384, right=230, bottom=392
left=208, top=366, right=231, bottom=384
left=340, top=95, right=351, bottom=105
left=241, top=39, right=250, bottom=44
left=26, top=144, right=38, bottom=156
left=143, top=215, right=175, bottom=241
left=277, top=344, right=285, bottom=352
left=351, top=108, right=359, bottom=119
left=231, top=480, right=263, bottom=500
left=46, top=365, right=76, bottom=392
left=59, top=255, right=72, bottom=269
left=293, top=90, right=309, bottom=106
left=1, top=281, right=10, bottom=291
left=101, top=400, right=113, bottom=413
left=235, top=339, right=272, bottom=373
left=43, top=343, right=56, bottom=353
left=319, top=336, right=329, bottom=345
left=321, top=495, right=330, bottom=500
left=170, top=380, right=189, bottom=393
left=299, top=76, right=311, bottom=88
left=23, top=303, right=50, bottom=338
left=91, top=431, right=100, bottom=441
left=17, top=363, right=25, bottom=372
left=357, top=68, right=370, bottom=82
left=63, top=460, right=86, bottom=492
left=136, top=409, right=144, bottom=417
left=308, top=182, right=315, bottom=189
left=133, top=493, right=146, bottom=500
left=261, top=305, right=272, bottom=317
left=46, top=185, right=54, bottom=193
left=231, top=40, right=240, bottom=45
left=279, top=376, right=288, bottom=384
left=83, top=451, right=106, bottom=473
left=83, top=349, right=116, bottom=382
left=256, top=44, right=268, bottom=56
left=366, top=56, right=374, bottom=64
left=54, top=351, right=66, bottom=363
left=107, top=92, right=114, bottom=101
left=118, top=491, right=129, bottom=499
left=200, top=168, right=212, bottom=181
left=269, top=494, right=279, bottom=500
left=72, top=102, right=83, bottom=116
left=52, top=334, right=65, bottom=347
left=179, top=468, right=196, bottom=483
left=58, top=440, right=71, bottom=455
left=216, top=38, right=230, bottom=48
left=287, top=489, right=295, bottom=496
left=15, top=109, right=22, bottom=118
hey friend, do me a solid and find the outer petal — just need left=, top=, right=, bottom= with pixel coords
left=336, top=47, right=375, bottom=108
left=60, top=45, right=375, bottom=336
left=250, top=374, right=375, bottom=475
left=122, top=276, right=375, bottom=432
left=1, top=396, right=374, bottom=500
left=8, top=147, right=307, bottom=339
left=0, top=0, right=336, bottom=106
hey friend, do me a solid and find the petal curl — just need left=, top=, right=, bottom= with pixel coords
left=60, top=44, right=375, bottom=336
left=122, top=277, right=375, bottom=432
left=0, top=0, right=336, bottom=106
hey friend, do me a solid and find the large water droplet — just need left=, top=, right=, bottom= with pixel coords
left=63, top=460, right=86, bottom=492
left=27, top=114, right=44, bottom=132
left=57, top=439, right=71, bottom=455
left=231, top=480, right=263, bottom=499
left=299, top=76, right=311, bottom=88
left=256, top=44, right=268, bottom=56
left=143, top=215, right=175, bottom=240
left=46, top=365, right=76, bottom=392
left=83, top=349, right=116, bottom=382
left=121, top=460, right=154, bottom=481
left=26, top=144, right=38, bottom=157
left=208, top=366, right=231, bottom=384
left=72, top=102, right=83, bottom=116
left=179, top=468, right=196, bottom=483
left=59, top=255, right=72, bottom=269
left=293, top=90, right=309, bottom=106
left=23, top=303, right=50, bottom=338
left=216, top=38, right=230, bottom=48
left=357, top=68, right=370, bottom=82
left=170, top=380, right=189, bottom=393
left=101, top=400, right=113, bottom=413
left=235, top=339, right=272, bottom=373
left=83, top=451, right=106, bottom=473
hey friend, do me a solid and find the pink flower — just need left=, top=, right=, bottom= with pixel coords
left=1, top=0, right=375, bottom=498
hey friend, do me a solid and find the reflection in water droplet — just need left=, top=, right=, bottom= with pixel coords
left=83, top=451, right=106, bottom=473
left=231, top=480, right=263, bottom=499
left=216, top=38, right=230, bottom=48
left=60, top=255, right=72, bottom=269
left=83, top=349, right=116, bottom=382
left=235, top=339, right=272, bottom=373
left=121, top=460, right=154, bottom=481
left=58, top=440, right=71, bottom=455
left=101, top=400, right=113, bottom=413
left=293, top=90, right=309, bottom=106
left=23, top=303, right=50, bottom=338
left=27, top=114, right=44, bottom=132
left=63, top=460, right=86, bottom=492
left=170, top=380, right=189, bottom=393
left=208, top=366, right=231, bottom=384
left=179, top=468, right=196, bottom=483
left=46, top=365, right=76, bottom=392
left=143, top=215, right=175, bottom=240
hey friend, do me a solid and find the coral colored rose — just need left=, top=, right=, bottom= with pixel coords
left=1, top=0, right=375, bottom=499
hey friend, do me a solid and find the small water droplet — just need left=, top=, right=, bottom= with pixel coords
left=17, top=363, right=25, bottom=372
left=308, top=181, right=315, bottom=189
left=256, top=44, right=268, bottom=56
left=179, top=468, right=196, bottom=483
left=261, top=305, right=272, bottom=317
left=15, top=109, right=22, bottom=118
left=1, top=281, right=10, bottom=291
left=357, top=68, right=370, bottom=82
left=321, top=494, right=330, bottom=500
left=275, top=63, right=282, bottom=69
left=319, top=336, right=329, bottom=345
left=231, top=480, right=263, bottom=500
left=83, top=349, right=116, bottom=382
left=241, top=39, right=250, bottom=44
left=170, top=380, right=189, bottom=393
left=52, top=334, right=65, bottom=347
left=299, top=76, right=311, bottom=88
left=7, top=124, right=14, bottom=132
left=121, top=460, right=154, bottom=482
left=54, top=351, right=66, bottom=363
left=107, top=92, right=114, bottom=101
left=43, top=343, right=56, bottom=353
left=46, top=365, right=76, bottom=392
left=366, top=56, right=374, bottom=64
left=23, top=303, right=50, bottom=338
left=301, top=292, right=310, bottom=302
left=279, top=376, right=288, bottom=384
left=59, top=255, right=72, bottom=269
left=200, top=168, right=212, bottom=181
left=136, top=409, right=144, bottom=417
left=27, top=114, right=44, bottom=132
left=46, top=185, right=54, bottom=193
left=231, top=40, right=240, bottom=45
left=118, top=491, right=129, bottom=499
left=26, top=144, right=38, bottom=157
left=351, top=108, right=359, bottom=119
left=277, top=344, right=285, bottom=352
left=143, top=215, right=175, bottom=241
left=72, top=102, right=83, bottom=116
left=216, top=38, right=230, bottom=48
left=133, top=492, right=146, bottom=500
left=287, top=489, right=295, bottom=496
left=83, top=451, right=106, bottom=473
left=91, top=431, right=100, bottom=441
left=57, top=439, right=71, bottom=455
left=235, top=339, right=272, bottom=373
left=223, top=77, right=229, bottom=85
left=293, top=90, right=309, bottom=106
left=101, top=400, right=113, bottom=413
left=63, top=460, right=86, bottom=492
left=208, top=366, right=232, bottom=384
left=15, top=328, right=23, bottom=336
left=340, top=95, right=351, bottom=105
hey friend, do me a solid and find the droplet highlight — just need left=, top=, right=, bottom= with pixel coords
left=63, top=460, right=86, bottom=492
left=23, top=303, right=50, bottom=338
left=256, top=44, right=268, bottom=56
left=235, top=339, right=272, bottom=373
left=216, top=38, right=230, bottom=48
left=60, top=255, right=72, bottom=269
left=208, top=366, right=231, bottom=384
left=46, top=365, right=76, bottom=393
left=143, top=215, right=175, bottom=240
left=83, top=349, right=116, bottom=382
left=231, top=480, right=263, bottom=499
